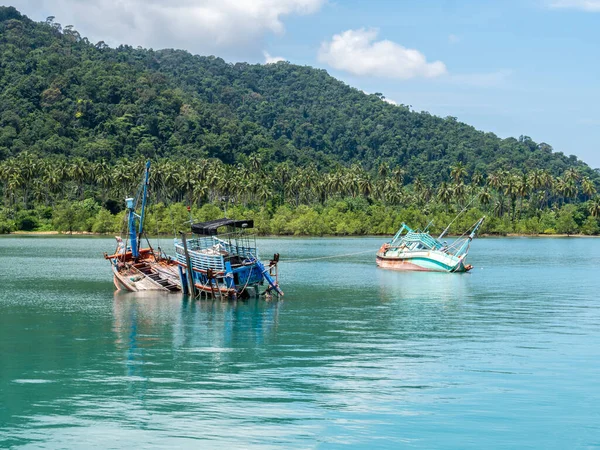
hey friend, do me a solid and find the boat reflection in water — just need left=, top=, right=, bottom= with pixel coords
left=112, top=291, right=282, bottom=360
left=375, top=268, right=471, bottom=304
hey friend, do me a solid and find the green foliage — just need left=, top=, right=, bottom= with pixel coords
left=15, top=210, right=38, bottom=231
left=51, top=199, right=100, bottom=233
left=91, top=208, right=119, bottom=233
left=556, top=205, right=579, bottom=235
left=0, top=207, right=14, bottom=233
left=580, top=216, right=599, bottom=236
left=51, top=202, right=79, bottom=234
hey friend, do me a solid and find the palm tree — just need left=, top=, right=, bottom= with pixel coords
left=582, top=176, right=596, bottom=201
left=563, top=181, right=578, bottom=203
left=487, top=170, right=505, bottom=193
left=453, top=182, right=467, bottom=208
left=450, top=162, right=468, bottom=184
left=276, top=162, right=291, bottom=202
left=248, top=153, right=262, bottom=173
left=68, top=157, right=88, bottom=199
left=472, top=171, right=484, bottom=187
left=478, top=187, right=492, bottom=208
left=392, top=167, right=405, bottom=185
left=589, top=197, right=600, bottom=217
left=42, top=164, right=63, bottom=204
left=6, top=172, right=23, bottom=208
left=503, top=175, right=519, bottom=221
left=564, top=168, right=580, bottom=185
left=528, top=169, right=543, bottom=192
left=437, top=182, right=453, bottom=212
left=358, top=177, right=373, bottom=198
left=516, top=173, right=529, bottom=219
left=377, top=162, right=389, bottom=179
left=257, top=184, right=273, bottom=204
left=192, top=180, right=208, bottom=206
left=493, top=196, right=508, bottom=218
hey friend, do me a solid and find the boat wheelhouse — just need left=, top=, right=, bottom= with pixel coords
left=376, top=217, right=484, bottom=273
left=174, top=218, right=283, bottom=299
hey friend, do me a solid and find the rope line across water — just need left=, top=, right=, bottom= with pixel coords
left=279, top=249, right=376, bottom=263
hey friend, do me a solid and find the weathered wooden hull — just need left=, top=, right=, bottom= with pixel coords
left=107, top=248, right=182, bottom=292
left=376, top=251, right=470, bottom=273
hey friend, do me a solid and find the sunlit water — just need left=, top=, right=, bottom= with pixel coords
left=1, top=236, right=599, bottom=448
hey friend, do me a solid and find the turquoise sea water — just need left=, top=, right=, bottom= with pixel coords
left=1, top=236, right=599, bottom=449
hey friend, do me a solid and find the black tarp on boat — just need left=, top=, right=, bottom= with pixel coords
left=191, top=218, right=254, bottom=235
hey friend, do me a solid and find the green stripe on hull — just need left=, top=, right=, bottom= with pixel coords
left=407, top=257, right=458, bottom=272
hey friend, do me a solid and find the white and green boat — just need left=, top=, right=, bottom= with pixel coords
left=376, top=217, right=485, bottom=273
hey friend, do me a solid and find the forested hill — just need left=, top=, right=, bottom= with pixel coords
left=0, top=6, right=595, bottom=183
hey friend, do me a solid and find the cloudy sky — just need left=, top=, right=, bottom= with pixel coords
left=7, top=0, right=600, bottom=167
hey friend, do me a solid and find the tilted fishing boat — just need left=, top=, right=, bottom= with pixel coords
left=376, top=217, right=485, bottom=273
left=104, top=162, right=181, bottom=292
left=174, top=218, right=283, bottom=299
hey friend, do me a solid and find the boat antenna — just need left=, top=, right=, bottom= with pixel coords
left=438, top=195, right=476, bottom=240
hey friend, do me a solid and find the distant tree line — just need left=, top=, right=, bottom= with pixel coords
left=1, top=155, right=599, bottom=236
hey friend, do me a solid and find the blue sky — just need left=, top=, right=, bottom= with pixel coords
left=8, top=0, right=600, bottom=167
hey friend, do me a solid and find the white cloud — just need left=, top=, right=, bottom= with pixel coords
left=11, top=0, right=325, bottom=58
left=263, top=51, right=286, bottom=64
left=549, top=0, right=600, bottom=11
left=318, top=28, right=447, bottom=79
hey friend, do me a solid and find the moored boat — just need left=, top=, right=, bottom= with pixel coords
left=174, top=218, right=283, bottom=299
left=376, top=217, right=485, bottom=273
left=104, top=162, right=181, bottom=292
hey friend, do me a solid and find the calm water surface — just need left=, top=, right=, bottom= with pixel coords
left=1, top=236, right=599, bottom=449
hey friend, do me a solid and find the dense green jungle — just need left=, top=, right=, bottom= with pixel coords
left=1, top=6, right=599, bottom=236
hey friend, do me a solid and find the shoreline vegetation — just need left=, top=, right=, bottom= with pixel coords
left=2, top=158, right=600, bottom=238
left=6, top=230, right=600, bottom=238
left=2, top=157, right=600, bottom=239
left=0, top=162, right=600, bottom=236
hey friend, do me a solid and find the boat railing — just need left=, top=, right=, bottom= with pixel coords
left=212, top=236, right=258, bottom=260
left=174, top=233, right=259, bottom=272
left=400, top=232, right=442, bottom=250
left=444, top=236, right=472, bottom=258
left=174, top=238, right=226, bottom=272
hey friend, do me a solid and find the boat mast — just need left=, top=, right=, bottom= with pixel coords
left=438, top=196, right=477, bottom=240
left=126, top=161, right=151, bottom=259
left=137, top=161, right=151, bottom=255
left=126, top=197, right=139, bottom=259
left=455, top=217, right=485, bottom=256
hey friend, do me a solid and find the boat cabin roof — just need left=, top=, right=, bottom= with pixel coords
left=191, top=218, right=254, bottom=236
